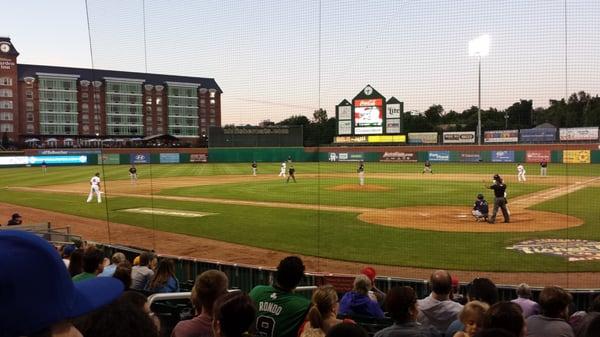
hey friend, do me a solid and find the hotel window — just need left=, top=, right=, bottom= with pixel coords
left=64, top=126, right=72, bottom=134
left=157, top=126, right=163, bottom=133
left=26, top=101, right=34, bottom=112
left=0, top=100, right=13, bottom=109
left=146, top=116, right=152, bottom=122
left=82, top=114, right=89, bottom=121
left=0, top=112, right=13, bottom=120
left=209, top=91, right=215, bottom=98
left=26, top=124, right=34, bottom=134
left=199, top=99, right=205, bottom=106
left=82, top=92, right=89, bottom=101
left=156, top=106, right=162, bottom=112
left=26, top=113, right=34, bottom=122
left=210, top=118, right=215, bottom=124
left=63, top=82, right=71, bottom=90
left=94, top=93, right=100, bottom=101
left=156, top=116, right=162, bottom=123
left=0, top=89, right=12, bottom=97
left=94, top=104, right=100, bottom=113
left=146, top=97, right=152, bottom=105
left=82, top=103, right=89, bottom=112
left=26, top=90, right=33, bottom=99
left=83, top=125, right=89, bottom=132
left=155, top=97, right=162, bottom=105
left=94, top=114, right=100, bottom=122
left=145, top=106, right=152, bottom=113
left=210, top=99, right=215, bottom=105
left=0, top=123, right=13, bottom=132
left=0, top=77, right=12, bottom=86
left=130, top=106, right=138, bottom=114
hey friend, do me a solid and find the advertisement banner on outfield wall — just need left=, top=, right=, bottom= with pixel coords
left=130, top=153, right=151, bottom=164
left=334, top=136, right=368, bottom=143
left=380, top=152, right=417, bottom=162
left=190, top=154, right=208, bottom=163
left=367, top=135, right=406, bottom=143
left=98, top=153, right=120, bottom=165
left=491, top=151, right=515, bottom=162
left=559, top=127, right=599, bottom=141
left=484, top=130, right=519, bottom=143
left=526, top=150, right=551, bottom=163
left=428, top=151, right=450, bottom=162
left=443, top=131, right=476, bottom=144
left=408, top=132, right=438, bottom=144
left=519, top=128, right=556, bottom=142
left=0, top=156, right=29, bottom=166
left=328, top=152, right=365, bottom=162
left=563, top=150, right=591, bottom=164
left=40, top=149, right=101, bottom=155
left=159, top=153, right=180, bottom=163
left=460, top=153, right=481, bottom=162
left=0, top=156, right=88, bottom=166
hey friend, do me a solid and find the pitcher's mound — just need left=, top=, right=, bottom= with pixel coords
left=329, top=184, right=392, bottom=192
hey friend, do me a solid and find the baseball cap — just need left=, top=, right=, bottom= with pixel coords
left=11, top=213, right=21, bottom=219
left=0, top=230, right=124, bottom=336
left=361, top=267, right=377, bottom=282
left=62, top=244, right=76, bottom=256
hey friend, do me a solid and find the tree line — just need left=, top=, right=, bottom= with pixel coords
left=231, top=91, right=600, bottom=146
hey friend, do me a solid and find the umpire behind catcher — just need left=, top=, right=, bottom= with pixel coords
left=486, top=174, right=510, bottom=223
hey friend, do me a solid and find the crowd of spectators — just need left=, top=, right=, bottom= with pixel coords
left=2, top=229, right=600, bottom=337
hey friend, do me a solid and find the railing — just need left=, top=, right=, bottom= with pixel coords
left=0, top=223, right=82, bottom=245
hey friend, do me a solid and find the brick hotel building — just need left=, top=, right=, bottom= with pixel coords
left=0, top=37, right=222, bottom=146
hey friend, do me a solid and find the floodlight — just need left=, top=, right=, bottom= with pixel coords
left=469, top=34, right=490, bottom=57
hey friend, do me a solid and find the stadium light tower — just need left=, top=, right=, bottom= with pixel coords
left=469, top=34, right=490, bottom=145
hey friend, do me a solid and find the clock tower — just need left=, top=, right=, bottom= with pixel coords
left=0, top=37, right=19, bottom=144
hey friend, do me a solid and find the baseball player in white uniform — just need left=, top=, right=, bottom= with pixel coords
left=86, top=172, right=102, bottom=203
left=278, top=161, right=286, bottom=177
left=517, top=163, right=526, bottom=182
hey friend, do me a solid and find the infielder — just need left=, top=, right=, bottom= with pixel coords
left=286, top=165, right=296, bottom=183
left=251, top=161, right=258, bottom=176
left=41, top=160, right=47, bottom=175
left=278, top=161, right=287, bottom=177
left=86, top=172, right=102, bottom=203
left=517, top=163, right=526, bottom=182
left=422, top=160, right=433, bottom=174
left=129, top=165, right=138, bottom=184
left=486, top=174, right=509, bottom=223
left=540, top=161, right=548, bottom=177
left=357, top=160, right=365, bottom=186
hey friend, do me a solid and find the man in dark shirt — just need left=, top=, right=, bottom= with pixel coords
left=540, top=161, right=548, bottom=177
left=286, top=166, right=296, bottom=183
left=487, top=174, right=509, bottom=223
left=7, top=213, right=23, bottom=226
left=129, top=166, right=137, bottom=184
left=472, top=194, right=489, bottom=222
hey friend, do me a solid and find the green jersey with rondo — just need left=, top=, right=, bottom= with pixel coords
left=249, top=285, right=310, bottom=337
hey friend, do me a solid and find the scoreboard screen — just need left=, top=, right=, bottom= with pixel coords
left=354, top=99, right=383, bottom=134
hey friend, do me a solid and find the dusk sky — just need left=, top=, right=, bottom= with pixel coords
left=3, top=0, right=599, bottom=124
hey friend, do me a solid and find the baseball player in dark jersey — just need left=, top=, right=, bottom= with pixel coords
left=487, top=174, right=509, bottom=223
left=129, top=165, right=137, bottom=184
left=540, top=161, right=548, bottom=177
left=286, top=165, right=296, bottom=183
left=357, top=160, right=365, bottom=186
left=422, top=160, right=432, bottom=174
left=472, top=194, right=489, bottom=222
left=252, top=161, right=258, bottom=176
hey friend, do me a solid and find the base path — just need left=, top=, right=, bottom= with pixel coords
left=1, top=202, right=598, bottom=288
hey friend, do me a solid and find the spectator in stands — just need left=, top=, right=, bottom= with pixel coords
left=299, top=285, right=354, bottom=337
left=480, top=301, right=525, bottom=337
left=72, top=246, right=106, bottom=282
left=446, top=277, right=498, bottom=337
left=213, top=292, right=256, bottom=337
left=113, top=261, right=133, bottom=289
left=474, top=329, right=517, bottom=337
left=326, top=322, right=368, bottom=337
left=75, top=291, right=159, bottom=337
left=172, top=269, right=229, bottom=337
left=374, top=286, right=440, bottom=337
left=361, top=266, right=386, bottom=304
left=98, top=252, right=127, bottom=277
left=451, top=276, right=466, bottom=305
left=576, top=312, right=600, bottom=337
left=526, top=286, right=574, bottom=337
left=339, top=274, right=385, bottom=319
left=249, top=256, right=311, bottom=337
left=571, top=294, right=600, bottom=333
left=0, top=230, right=123, bottom=337
left=6, top=212, right=22, bottom=226
left=61, top=244, right=76, bottom=268
left=131, top=251, right=157, bottom=291
left=511, top=283, right=540, bottom=318
left=453, top=301, right=489, bottom=337
left=417, top=270, right=463, bottom=333
left=146, top=258, right=180, bottom=293
left=68, top=248, right=84, bottom=277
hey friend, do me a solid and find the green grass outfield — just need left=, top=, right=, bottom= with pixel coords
left=0, top=162, right=599, bottom=272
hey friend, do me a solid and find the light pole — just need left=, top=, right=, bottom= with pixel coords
left=469, top=34, right=490, bottom=145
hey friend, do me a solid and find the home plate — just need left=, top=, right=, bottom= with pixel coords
left=120, top=208, right=217, bottom=218
left=456, top=214, right=468, bottom=218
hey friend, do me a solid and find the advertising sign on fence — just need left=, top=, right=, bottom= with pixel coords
left=380, top=152, right=417, bottom=162
left=190, top=153, right=208, bottom=163
left=334, top=136, right=368, bottom=143
left=159, top=153, right=180, bottom=163
left=484, top=130, right=519, bottom=143
left=1, top=156, right=88, bottom=166
left=563, top=150, right=591, bottom=164
left=338, top=121, right=352, bottom=135
left=40, top=149, right=101, bottom=155
left=491, top=151, right=515, bottom=162
left=385, top=119, right=401, bottom=134
left=408, top=132, right=438, bottom=144
left=443, top=131, right=476, bottom=144
left=328, top=153, right=365, bottom=162
left=519, top=128, right=556, bottom=142
left=367, top=135, right=406, bottom=143
left=0, top=156, right=29, bottom=166
left=559, top=127, right=599, bottom=141
left=526, top=150, right=551, bottom=163
left=428, top=151, right=450, bottom=162
left=130, top=153, right=151, bottom=164
left=460, top=153, right=481, bottom=162
left=98, top=153, right=120, bottom=165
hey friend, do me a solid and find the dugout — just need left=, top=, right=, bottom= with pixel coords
left=208, top=126, right=303, bottom=147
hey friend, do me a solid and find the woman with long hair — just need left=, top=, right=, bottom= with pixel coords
left=145, top=258, right=179, bottom=293
left=67, top=248, right=84, bottom=278
left=300, top=285, right=354, bottom=337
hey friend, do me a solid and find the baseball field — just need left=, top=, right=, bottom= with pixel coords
left=1, top=161, right=599, bottom=280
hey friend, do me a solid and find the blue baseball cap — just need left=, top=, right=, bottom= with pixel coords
left=0, top=230, right=124, bottom=336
